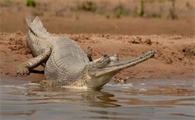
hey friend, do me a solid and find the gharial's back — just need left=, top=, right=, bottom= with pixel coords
left=45, top=37, right=90, bottom=82
left=26, top=16, right=90, bottom=82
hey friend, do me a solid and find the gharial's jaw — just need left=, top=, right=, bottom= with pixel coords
left=71, top=50, right=155, bottom=89
left=89, top=50, right=155, bottom=77
left=85, top=50, right=155, bottom=89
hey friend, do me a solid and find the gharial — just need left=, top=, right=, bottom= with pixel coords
left=17, top=16, right=156, bottom=89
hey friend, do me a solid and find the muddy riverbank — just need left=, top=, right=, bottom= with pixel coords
left=0, top=32, right=194, bottom=82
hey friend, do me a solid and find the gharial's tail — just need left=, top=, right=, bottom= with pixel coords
left=26, top=16, right=50, bottom=38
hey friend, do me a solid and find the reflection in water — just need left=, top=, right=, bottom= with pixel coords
left=0, top=79, right=195, bottom=120
left=26, top=87, right=121, bottom=108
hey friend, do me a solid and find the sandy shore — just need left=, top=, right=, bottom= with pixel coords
left=1, top=0, right=194, bottom=36
left=0, top=32, right=194, bottom=82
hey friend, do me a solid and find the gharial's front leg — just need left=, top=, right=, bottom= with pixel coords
left=17, top=48, right=51, bottom=75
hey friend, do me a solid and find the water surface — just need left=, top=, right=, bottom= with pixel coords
left=0, top=79, right=195, bottom=120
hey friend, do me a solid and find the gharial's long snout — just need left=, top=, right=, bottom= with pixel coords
left=78, top=50, right=155, bottom=89
left=89, top=50, right=156, bottom=77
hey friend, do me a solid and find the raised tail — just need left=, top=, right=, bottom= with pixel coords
left=26, top=16, right=50, bottom=38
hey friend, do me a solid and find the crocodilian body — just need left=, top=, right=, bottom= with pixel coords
left=17, top=16, right=156, bottom=89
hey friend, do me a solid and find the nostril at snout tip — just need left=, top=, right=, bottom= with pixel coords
left=148, top=50, right=156, bottom=58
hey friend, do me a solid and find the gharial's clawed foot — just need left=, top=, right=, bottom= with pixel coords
left=17, top=64, right=30, bottom=75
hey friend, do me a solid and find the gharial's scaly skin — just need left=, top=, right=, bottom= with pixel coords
left=17, top=16, right=156, bottom=89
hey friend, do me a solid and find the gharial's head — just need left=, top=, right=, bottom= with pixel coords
left=72, top=50, right=156, bottom=89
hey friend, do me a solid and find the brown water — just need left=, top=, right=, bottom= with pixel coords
left=0, top=79, right=195, bottom=120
